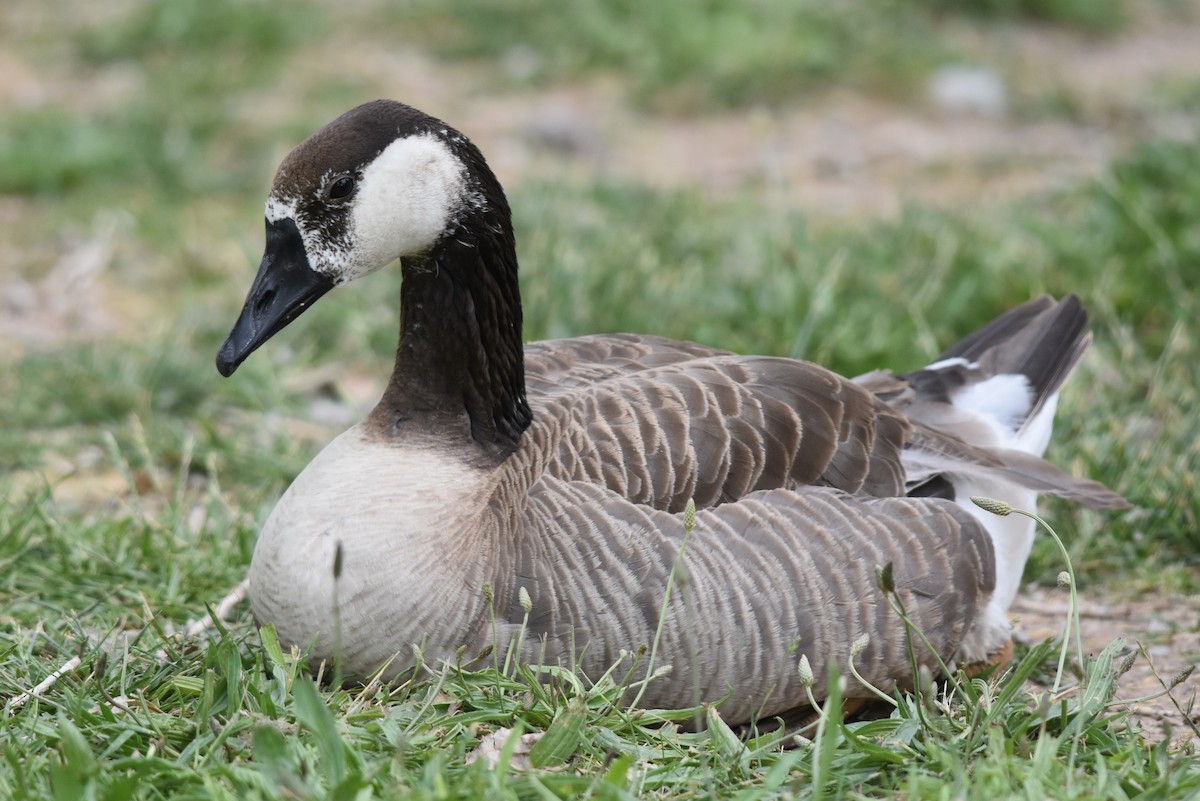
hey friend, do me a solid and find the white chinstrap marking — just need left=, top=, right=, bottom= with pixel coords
left=344, top=133, right=471, bottom=282
left=265, top=134, right=487, bottom=285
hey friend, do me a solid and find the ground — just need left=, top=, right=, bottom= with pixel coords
left=1013, top=590, right=1199, bottom=745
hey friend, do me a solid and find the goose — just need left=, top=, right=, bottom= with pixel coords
left=216, top=100, right=1127, bottom=726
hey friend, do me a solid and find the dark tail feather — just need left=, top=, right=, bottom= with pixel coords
left=934, top=294, right=1091, bottom=430
left=889, top=294, right=1129, bottom=509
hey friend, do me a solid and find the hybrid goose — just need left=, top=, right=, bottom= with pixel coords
left=216, top=100, right=1126, bottom=726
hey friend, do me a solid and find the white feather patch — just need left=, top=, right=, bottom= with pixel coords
left=923, top=356, right=978, bottom=371
left=1017, top=393, right=1058, bottom=457
left=345, top=134, right=469, bottom=282
left=953, top=373, right=1033, bottom=445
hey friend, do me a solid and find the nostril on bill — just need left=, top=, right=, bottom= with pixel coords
left=254, top=289, right=276, bottom=319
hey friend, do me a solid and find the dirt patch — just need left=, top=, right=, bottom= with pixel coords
left=1012, top=589, right=1200, bottom=746
left=0, top=212, right=121, bottom=358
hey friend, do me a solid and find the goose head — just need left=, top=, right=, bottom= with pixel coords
left=216, top=100, right=497, bottom=377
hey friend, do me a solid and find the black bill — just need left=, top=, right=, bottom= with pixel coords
left=216, top=217, right=335, bottom=377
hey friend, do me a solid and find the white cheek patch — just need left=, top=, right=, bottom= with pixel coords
left=346, top=134, right=470, bottom=281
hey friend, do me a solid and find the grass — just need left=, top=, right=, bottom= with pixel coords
left=924, top=0, right=1133, bottom=33
left=388, top=0, right=947, bottom=110
left=2, top=0, right=1199, bottom=797
left=386, top=0, right=1162, bottom=109
left=2, top=138, right=1198, bottom=797
left=2, top=476, right=1198, bottom=798
left=0, top=0, right=317, bottom=200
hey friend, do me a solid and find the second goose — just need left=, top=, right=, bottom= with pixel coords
left=216, top=100, right=1126, bottom=726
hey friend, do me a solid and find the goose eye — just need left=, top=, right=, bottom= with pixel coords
left=328, top=175, right=356, bottom=201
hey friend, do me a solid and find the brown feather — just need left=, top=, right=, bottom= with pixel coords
left=526, top=351, right=911, bottom=513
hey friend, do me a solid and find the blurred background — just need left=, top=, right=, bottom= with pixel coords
left=1, top=0, right=1197, bottom=725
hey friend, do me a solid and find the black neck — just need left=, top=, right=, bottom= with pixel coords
left=373, top=204, right=531, bottom=456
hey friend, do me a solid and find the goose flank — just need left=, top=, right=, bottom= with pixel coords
left=216, top=100, right=1127, bottom=726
